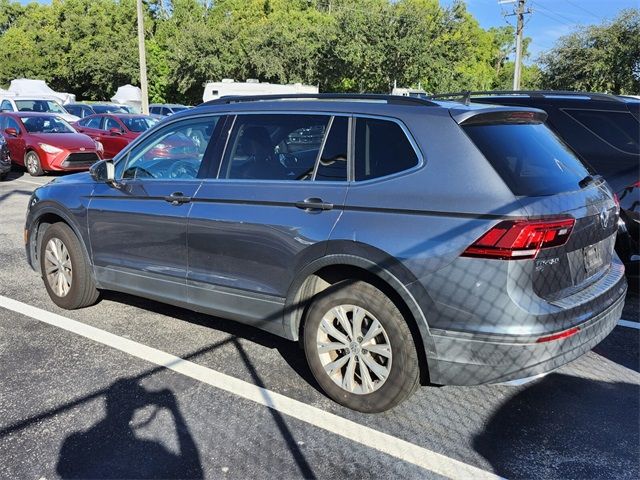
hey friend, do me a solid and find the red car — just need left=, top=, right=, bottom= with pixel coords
left=0, top=112, right=102, bottom=176
left=74, top=114, right=159, bottom=159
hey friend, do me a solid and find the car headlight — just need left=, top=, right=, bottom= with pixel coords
left=39, top=143, right=63, bottom=155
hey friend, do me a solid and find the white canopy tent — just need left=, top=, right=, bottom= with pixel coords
left=111, top=84, right=142, bottom=113
left=7, top=79, right=75, bottom=104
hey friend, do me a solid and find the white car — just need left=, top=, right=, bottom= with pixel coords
left=0, top=97, right=79, bottom=123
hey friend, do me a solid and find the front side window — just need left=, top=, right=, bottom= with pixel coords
left=6, top=117, right=21, bottom=132
left=120, top=116, right=219, bottom=180
left=79, top=116, right=102, bottom=129
left=104, top=117, right=122, bottom=131
left=121, top=116, right=158, bottom=133
left=354, top=117, right=419, bottom=181
left=564, top=109, right=640, bottom=155
left=0, top=100, right=12, bottom=112
left=220, top=114, right=334, bottom=181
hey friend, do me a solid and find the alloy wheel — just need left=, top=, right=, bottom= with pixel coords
left=316, top=304, right=392, bottom=395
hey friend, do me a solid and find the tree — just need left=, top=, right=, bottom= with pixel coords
left=539, top=9, right=640, bottom=94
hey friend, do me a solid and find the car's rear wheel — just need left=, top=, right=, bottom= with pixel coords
left=40, top=223, right=99, bottom=309
left=303, top=280, right=419, bottom=413
left=25, top=151, right=44, bottom=176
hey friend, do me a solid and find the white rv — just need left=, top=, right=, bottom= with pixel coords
left=203, top=79, right=318, bottom=102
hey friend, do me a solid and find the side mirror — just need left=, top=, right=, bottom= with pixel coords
left=109, top=127, right=122, bottom=136
left=90, top=159, right=117, bottom=186
left=4, top=127, right=18, bottom=137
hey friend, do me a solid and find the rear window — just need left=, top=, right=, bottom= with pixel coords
left=464, top=123, right=591, bottom=196
left=563, top=109, right=640, bottom=155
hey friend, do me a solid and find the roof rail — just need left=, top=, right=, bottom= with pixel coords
left=427, top=90, right=624, bottom=103
left=201, top=93, right=438, bottom=107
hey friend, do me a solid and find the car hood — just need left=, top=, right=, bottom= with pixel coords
left=29, top=133, right=97, bottom=151
left=49, top=171, right=94, bottom=185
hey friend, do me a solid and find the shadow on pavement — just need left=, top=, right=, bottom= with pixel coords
left=474, top=373, right=640, bottom=480
left=56, top=378, right=203, bottom=479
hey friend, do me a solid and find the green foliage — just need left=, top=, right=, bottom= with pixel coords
left=0, top=0, right=544, bottom=103
left=539, top=9, right=640, bottom=94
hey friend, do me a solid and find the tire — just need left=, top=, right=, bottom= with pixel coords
left=40, top=222, right=99, bottom=309
left=303, top=280, right=419, bottom=413
left=25, top=150, right=44, bottom=176
left=0, top=172, right=7, bottom=181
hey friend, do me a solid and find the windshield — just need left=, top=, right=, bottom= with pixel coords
left=121, top=116, right=159, bottom=132
left=21, top=116, right=75, bottom=134
left=15, top=100, right=67, bottom=114
left=93, top=105, right=127, bottom=114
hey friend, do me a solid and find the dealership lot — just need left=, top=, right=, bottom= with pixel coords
left=1, top=171, right=638, bottom=479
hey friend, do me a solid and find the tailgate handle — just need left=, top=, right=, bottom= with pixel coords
left=164, top=192, right=192, bottom=205
left=295, top=197, right=333, bottom=211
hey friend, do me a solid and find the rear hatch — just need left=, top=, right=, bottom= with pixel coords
left=457, top=107, right=618, bottom=300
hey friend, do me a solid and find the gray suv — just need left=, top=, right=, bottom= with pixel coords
left=25, top=94, right=627, bottom=412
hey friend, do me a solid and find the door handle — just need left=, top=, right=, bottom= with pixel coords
left=295, top=197, right=333, bottom=211
left=164, top=192, right=192, bottom=205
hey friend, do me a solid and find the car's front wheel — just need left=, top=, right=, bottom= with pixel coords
left=303, top=280, right=419, bottom=412
left=25, top=151, right=44, bottom=176
left=40, top=222, right=99, bottom=309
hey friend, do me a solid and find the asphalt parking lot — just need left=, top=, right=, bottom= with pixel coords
left=1, top=170, right=638, bottom=480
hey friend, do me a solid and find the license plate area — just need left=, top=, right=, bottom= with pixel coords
left=583, top=244, right=604, bottom=276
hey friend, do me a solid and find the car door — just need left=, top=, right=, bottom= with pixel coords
left=100, top=116, right=131, bottom=159
left=87, top=114, right=225, bottom=305
left=187, top=113, right=350, bottom=332
left=3, top=116, right=27, bottom=165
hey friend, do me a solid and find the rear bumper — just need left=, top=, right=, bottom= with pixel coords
left=428, top=283, right=626, bottom=385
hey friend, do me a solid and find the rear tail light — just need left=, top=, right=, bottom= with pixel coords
left=462, top=217, right=575, bottom=260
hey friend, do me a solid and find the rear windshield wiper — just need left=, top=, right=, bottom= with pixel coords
left=578, top=175, right=603, bottom=189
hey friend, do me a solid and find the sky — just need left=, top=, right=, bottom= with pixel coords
left=15, top=0, right=640, bottom=61
left=442, top=0, right=640, bottom=61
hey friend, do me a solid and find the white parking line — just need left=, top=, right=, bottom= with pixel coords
left=0, top=295, right=501, bottom=480
left=618, top=319, right=640, bottom=330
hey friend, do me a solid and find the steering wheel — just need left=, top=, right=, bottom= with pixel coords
left=169, top=160, right=198, bottom=179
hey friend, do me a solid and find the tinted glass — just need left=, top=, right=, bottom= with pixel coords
left=464, top=123, right=591, bottom=196
left=14, top=100, right=66, bottom=114
left=93, top=105, right=126, bottom=114
left=354, top=118, right=418, bottom=181
left=121, top=116, right=158, bottom=132
left=149, top=107, right=160, bottom=114
left=81, top=116, right=102, bottom=129
left=564, top=109, right=640, bottom=155
left=121, top=117, right=219, bottom=180
left=104, top=117, right=121, bottom=131
left=6, top=117, right=20, bottom=131
left=171, top=107, right=188, bottom=113
left=65, top=105, right=80, bottom=116
left=0, top=100, right=12, bottom=111
left=220, top=114, right=330, bottom=181
left=21, top=116, right=74, bottom=133
left=315, top=116, right=348, bottom=182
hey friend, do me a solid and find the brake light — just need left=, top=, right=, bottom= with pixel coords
left=462, top=218, right=575, bottom=260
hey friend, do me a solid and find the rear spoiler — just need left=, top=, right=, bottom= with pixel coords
left=449, top=106, right=548, bottom=126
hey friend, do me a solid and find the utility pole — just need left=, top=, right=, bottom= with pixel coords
left=513, top=0, right=526, bottom=90
left=136, top=0, right=149, bottom=114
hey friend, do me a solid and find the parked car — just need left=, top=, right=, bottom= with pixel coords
left=64, top=103, right=96, bottom=119
left=0, top=97, right=79, bottom=123
left=430, top=91, right=639, bottom=276
left=74, top=114, right=159, bottom=159
left=1, top=112, right=101, bottom=176
left=90, top=103, right=129, bottom=114
left=149, top=104, right=190, bottom=116
left=0, top=134, right=10, bottom=180
left=25, top=94, right=627, bottom=412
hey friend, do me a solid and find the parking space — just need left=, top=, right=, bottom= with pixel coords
left=1, top=173, right=639, bottom=479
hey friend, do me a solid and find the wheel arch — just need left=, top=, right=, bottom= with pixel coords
left=284, top=254, right=438, bottom=385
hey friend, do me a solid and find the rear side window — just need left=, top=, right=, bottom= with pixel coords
left=464, top=123, right=591, bottom=196
left=354, top=118, right=419, bottom=181
left=564, top=109, right=640, bottom=155
left=315, top=116, right=348, bottom=182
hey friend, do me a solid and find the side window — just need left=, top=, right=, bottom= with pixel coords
left=1, top=100, right=13, bottom=112
left=150, top=107, right=159, bottom=115
left=314, top=116, right=349, bottom=181
left=104, top=117, right=121, bottom=131
left=160, top=107, right=169, bottom=116
left=83, top=116, right=102, bottom=129
left=354, top=117, right=419, bottom=181
left=120, top=116, right=220, bottom=180
left=219, top=114, right=330, bottom=181
left=564, top=109, right=640, bottom=155
left=6, top=117, right=21, bottom=131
